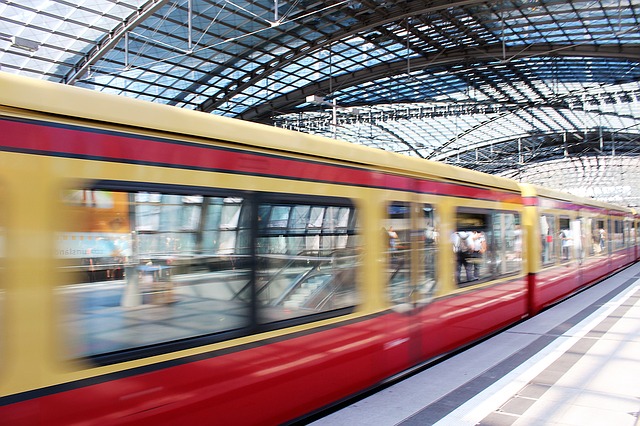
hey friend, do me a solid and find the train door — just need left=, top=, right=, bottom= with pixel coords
left=385, top=201, right=437, bottom=306
left=383, top=200, right=415, bottom=370
left=385, top=201, right=412, bottom=303
left=384, top=200, right=438, bottom=366
left=415, top=203, right=437, bottom=304
left=570, top=218, right=583, bottom=264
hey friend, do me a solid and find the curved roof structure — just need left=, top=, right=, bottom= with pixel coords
left=1, top=0, right=639, bottom=204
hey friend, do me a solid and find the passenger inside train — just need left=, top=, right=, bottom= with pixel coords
left=454, top=209, right=521, bottom=286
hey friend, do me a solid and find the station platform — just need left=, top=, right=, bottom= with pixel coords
left=311, top=263, right=640, bottom=426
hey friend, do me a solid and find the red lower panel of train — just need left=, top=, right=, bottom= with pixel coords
left=0, top=278, right=528, bottom=426
left=530, top=249, right=635, bottom=313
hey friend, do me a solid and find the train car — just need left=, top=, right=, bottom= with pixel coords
left=0, top=72, right=635, bottom=425
left=521, top=184, right=636, bottom=314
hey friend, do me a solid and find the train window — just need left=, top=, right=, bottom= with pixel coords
left=613, top=220, right=625, bottom=250
left=57, top=189, right=253, bottom=359
left=558, top=216, right=573, bottom=262
left=494, top=212, right=522, bottom=274
left=135, top=193, right=204, bottom=254
left=578, top=217, right=588, bottom=261
left=202, top=197, right=246, bottom=254
left=255, top=201, right=360, bottom=323
left=625, top=220, right=633, bottom=248
left=454, top=209, right=490, bottom=286
left=455, top=208, right=522, bottom=286
left=385, top=202, right=411, bottom=303
left=591, top=218, right=607, bottom=256
left=592, top=218, right=608, bottom=255
left=540, top=214, right=556, bottom=265
left=58, top=188, right=361, bottom=360
left=418, top=204, right=438, bottom=301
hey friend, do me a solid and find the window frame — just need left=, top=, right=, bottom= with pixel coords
left=57, top=181, right=360, bottom=365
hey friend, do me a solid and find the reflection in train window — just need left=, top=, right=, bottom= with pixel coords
left=384, top=202, right=438, bottom=305
left=613, top=219, right=625, bottom=250
left=558, top=216, right=572, bottom=262
left=202, top=197, right=247, bottom=255
left=57, top=189, right=359, bottom=359
left=386, top=202, right=411, bottom=303
left=419, top=204, right=438, bottom=302
left=540, top=214, right=556, bottom=265
left=254, top=201, right=360, bottom=323
left=624, top=219, right=632, bottom=249
left=58, top=189, right=252, bottom=358
left=589, top=218, right=600, bottom=256
left=454, top=209, right=489, bottom=285
left=455, top=208, right=522, bottom=286
left=494, top=212, right=522, bottom=275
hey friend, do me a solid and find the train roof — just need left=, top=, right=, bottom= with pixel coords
left=520, top=182, right=633, bottom=213
left=1, top=72, right=520, bottom=194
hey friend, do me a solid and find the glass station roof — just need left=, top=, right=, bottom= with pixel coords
left=1, top=0, right=639, bottom=204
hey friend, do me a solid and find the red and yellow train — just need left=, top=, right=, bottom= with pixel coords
left=0, top=72, right=637, bottom=425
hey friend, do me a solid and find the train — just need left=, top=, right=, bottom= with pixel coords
left=0, top=72, right=638, bottom=425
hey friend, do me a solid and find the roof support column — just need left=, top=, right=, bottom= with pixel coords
left=124, top=31, right=129, bottom=68
left=188, top=0, right=192, bottom=51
